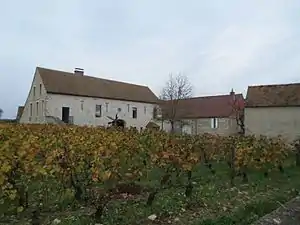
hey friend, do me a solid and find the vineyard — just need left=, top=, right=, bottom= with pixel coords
left=0, top=124, right=300, bottom=225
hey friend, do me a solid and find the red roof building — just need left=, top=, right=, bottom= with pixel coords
left=159, top=90, right=245, bottom=135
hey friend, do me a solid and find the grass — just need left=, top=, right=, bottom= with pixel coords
left=0, top=160, right=299, bottom=225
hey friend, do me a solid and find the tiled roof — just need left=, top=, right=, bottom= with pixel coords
left=37, top=67, right=159, bottom=104
left=146, top=121, right=160, bottom=129
left=246, top=83, right=300, bottom=107
left=161, top=93, right=244, bottom=119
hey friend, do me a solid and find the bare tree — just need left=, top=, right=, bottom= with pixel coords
left=160, top=73, right=193, bottom=133
left=229, top=89, right=245, bottom=135
left=0, top=108, right=3, bottom=119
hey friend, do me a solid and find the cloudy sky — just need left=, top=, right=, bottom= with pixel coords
left=0, top=0, right=300, bottom=118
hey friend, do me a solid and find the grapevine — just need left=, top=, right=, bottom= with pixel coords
left=0, top=124, right=294, bottom=222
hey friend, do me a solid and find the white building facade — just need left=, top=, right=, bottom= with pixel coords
left=19, top=67, right=160, bottom=130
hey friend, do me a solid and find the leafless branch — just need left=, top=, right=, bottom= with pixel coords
left=161, top=73, right=193, bottom=100
left=160, top=73, right=193, bottom=133
left=229, top=93, right=245, bottom=135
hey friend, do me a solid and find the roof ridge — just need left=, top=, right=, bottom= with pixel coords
left=246, top=81, right=300, bottom=107
left=183, top=93, right=243, bottom=100
left=37, top=66, right=150, bottom=89
left=248, top=82, right=300, bottom=88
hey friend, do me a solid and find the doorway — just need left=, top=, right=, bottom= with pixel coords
left=62, top=107, right=70, bottom=124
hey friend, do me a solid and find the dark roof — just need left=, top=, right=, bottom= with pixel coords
left=161, top=93, right=244, bottom=119
left=246, top=83, right=300, bottom=107
left=146, top=121, right=160, bottom=129
left=37, top=67, right=159, bottom=104
left=16, top=106, right=24, bottom=121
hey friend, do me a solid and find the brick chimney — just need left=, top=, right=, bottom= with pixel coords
left=74, top=68, right=84, bottom=75
left=230, top=88, right=235, bottom=101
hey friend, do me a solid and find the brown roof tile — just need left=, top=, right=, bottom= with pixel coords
left=246, top=83, right=300, bottom=107
left=161, top=93, right=244, bottom=119
left=146, top=121, right=160, bottom=129
left=37, top=67, right=159, bottom=104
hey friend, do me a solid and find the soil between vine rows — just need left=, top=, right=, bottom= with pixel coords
left=1, top=160, right=299, bottom=225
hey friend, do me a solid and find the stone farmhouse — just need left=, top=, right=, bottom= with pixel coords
left=17, top=67, right=300, bottom=141
left=19, top=67, right=160, bottom=130
left=245, top=82, right=300, bottom=141
left=160, top=90, right=245, bottom=135
left=17, top=66, right=247, bottom=136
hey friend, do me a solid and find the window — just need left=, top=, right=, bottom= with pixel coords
left=33, top=86, right=36, bottom=97
left=80, top=100, right=84, bottom=111
left=95, top=105, right=102, bottom=117
left=39, top=84, right=42, bottom=95
left=132, top=107, right=137, bottom=119
left=30, top=103, right=33, bottom=117
left=153, top=107, right=162, bottom=118
left=153, top=107, right=157, bottom=118
left=36, top=102, right=39, bottom=116
left=211, top=118, right=218, bottom=129
left=144, top=106, right=147, bottom=114
left=41, top=100, right=44, bottom=115
left=105, top=103, right=109, bottom=112
left=127, top=104, right=130, bottom=112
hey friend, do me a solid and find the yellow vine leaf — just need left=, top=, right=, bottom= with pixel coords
left=0, top=175, right=4, bottom=185
left=1, top=163, right=11, bottom=173
left=182, top=164, right=192, bottom=171
left=102, top=170, right=112, bottom=181
left=8, top=191, right=17, bottom=200
left=17, top=206, right=24, bottom=213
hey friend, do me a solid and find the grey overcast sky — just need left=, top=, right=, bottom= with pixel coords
left=0, top=0, right=300, bottom=119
